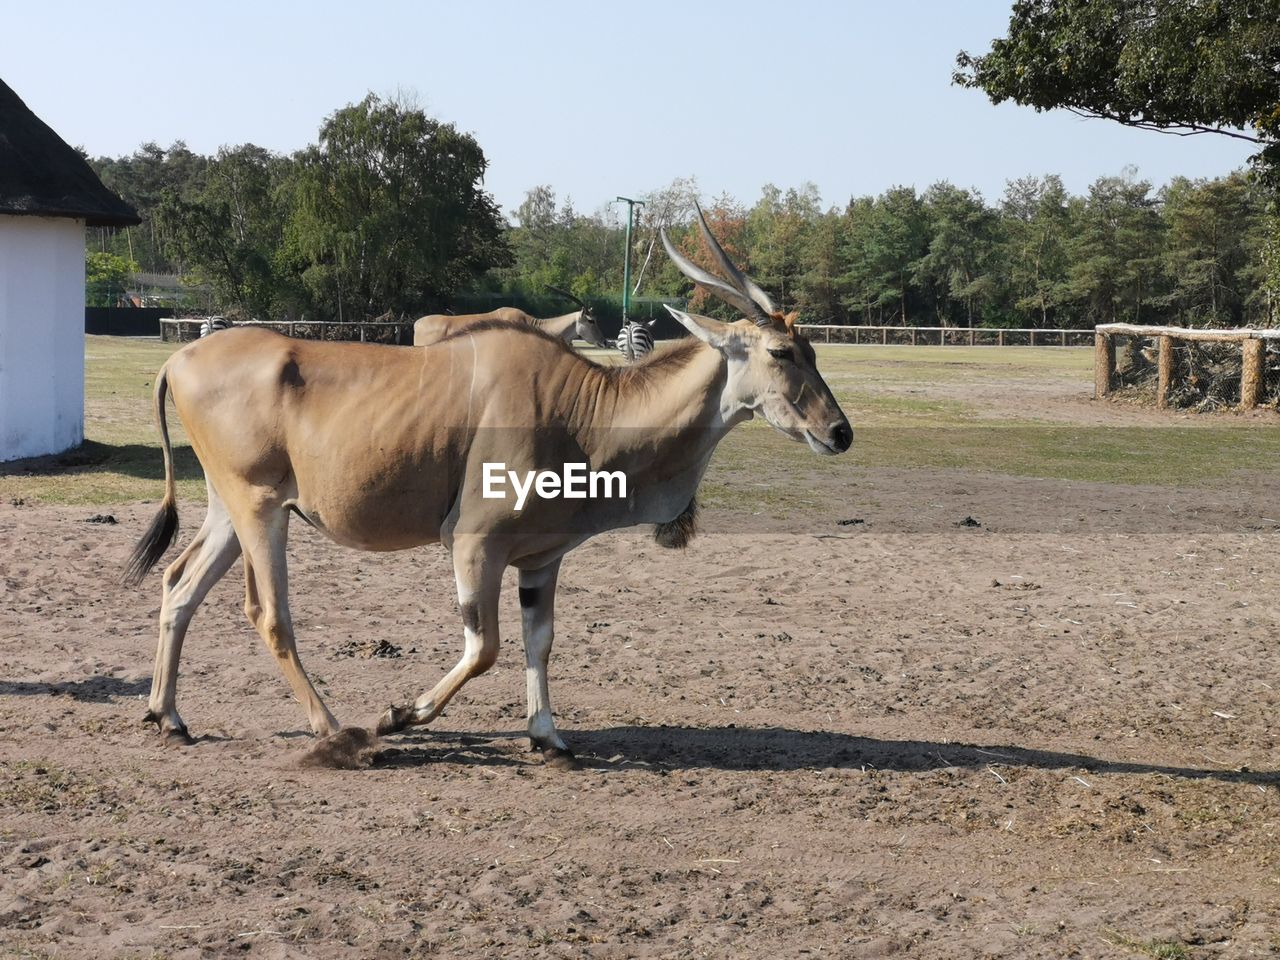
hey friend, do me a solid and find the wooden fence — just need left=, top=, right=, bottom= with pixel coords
left=794, top=325, right=1094, bottom=347
left=1093, top=323, right=1280, bottom=409
left=161, top=318, right=1095, bottom=350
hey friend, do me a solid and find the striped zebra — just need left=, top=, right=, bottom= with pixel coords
left=198, top=316, right=233, bottom=338
left=616, top=319, right=655, bottom=362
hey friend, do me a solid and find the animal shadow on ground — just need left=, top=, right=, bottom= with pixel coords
left=374, top=725, right=1279, bottom=788
left=0, top=676, right=149, bottom=702
left=373, top=730, right=533, bottom=770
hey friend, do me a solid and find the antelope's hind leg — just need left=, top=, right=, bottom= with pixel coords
left=237, top=505, right=339, bottom=738
left=146, top=483, right=241, bottom=743
left=518, top=560, right=576, bottom=768
left=377, top=541, right=504, bottom=737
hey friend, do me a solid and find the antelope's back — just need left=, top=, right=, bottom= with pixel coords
left=412, top=313, right=457, bottom=346
left=413, top=308, right=537, bottom=346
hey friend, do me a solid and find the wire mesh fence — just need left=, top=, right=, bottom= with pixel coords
left=1096, top=324, right=1280, bottom=411
left=161, top=319, right=412, bottom=344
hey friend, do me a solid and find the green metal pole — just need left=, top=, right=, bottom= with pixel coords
left=616, top=196, right=644, bottom=322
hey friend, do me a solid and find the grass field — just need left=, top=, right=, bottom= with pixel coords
left=2, top=335, right=1277, bottom=508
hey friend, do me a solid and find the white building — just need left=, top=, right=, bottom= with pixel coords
left=0, top=79, right=139, bottom=462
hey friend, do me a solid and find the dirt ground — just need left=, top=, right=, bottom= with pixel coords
left=3, top=357, right=1280, bottom=958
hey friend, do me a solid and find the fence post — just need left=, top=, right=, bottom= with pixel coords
left=1094, top=331, right=1115, bottom=398
left=882, top=328, right=887, bottom=345
left=1029, top=330, right=1036, bottom=347
left=998, top=330, right=1004, bottom=347
left=1156, top=335, right=1174, bottom=408
left=826, top=327, right=831, bottom=344
left=1242, top=337, right=1264, bottom=409
left=969, top=328, right=975, bottom=346
left=1060, top=330, right=1067, bottom=347
left=289, top=322, right=296, bottom=338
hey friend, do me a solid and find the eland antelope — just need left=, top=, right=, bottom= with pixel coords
left=124, top=206, right=851, bottom=765
left=412, top=286, right=608, bottom=348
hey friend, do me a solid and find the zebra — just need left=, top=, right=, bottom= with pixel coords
left=198, top=316, right=233, bottom=338
left=616, top=318, right=656, bottom=362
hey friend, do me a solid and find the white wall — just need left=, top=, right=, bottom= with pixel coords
left=0, top=216, right=86, bottom=462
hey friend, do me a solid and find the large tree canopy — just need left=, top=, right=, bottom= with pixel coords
left=288, top=95, right=510, bottom=317
left=954, top=0, right=1280, bottom=185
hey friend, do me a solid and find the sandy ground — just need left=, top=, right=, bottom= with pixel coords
left=3, top=450, right=1280, bottom=960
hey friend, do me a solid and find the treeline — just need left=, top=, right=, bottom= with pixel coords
left=505, top=173, right=1277, bottom=329
left=87, top=94, right=510, bottom=321
left=88, top=95, right=1277, bottom=329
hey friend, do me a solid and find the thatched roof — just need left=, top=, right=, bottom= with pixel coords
left=0, top=79, right=139, bottom=227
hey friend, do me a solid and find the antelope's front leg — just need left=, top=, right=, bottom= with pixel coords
left=376, top=541, right=504, bottom=736
left=518, top=560, right=576, bottom=768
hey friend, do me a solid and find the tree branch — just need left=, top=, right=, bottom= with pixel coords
left=1064, top=107, right=1262, bottom=144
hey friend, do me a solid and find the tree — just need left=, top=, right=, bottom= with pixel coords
left=861, top=188, right=930, bottom=325
left=915, top=183, right=1001, bottom=326
left=87, top=141, right=209, bottom=272
left=156, top=144, right=289, bottom=318
left=956, top=1, right=1280, bottom=308
left=666, top=196, right=752, bottom=319
left=1160, top=173, right=1260, bottom=325
left=837, top=196, right=878, bottom=323
left=495, top=187, right=626, bottom=301
left=85, top=251, right=138, bottom=307
left=955, top=0, right=1280, bottom=185
left=1001, top=175, right=1071, bottom=326
left=796, top=209, right=848, bottom=324
left=746, top=183, right=822, bottom=312
left=287, top=94, right=510, bottom=318
left=1064, top=172, right=1164, bottom=325
left=633, top=176, right=700, bottom=298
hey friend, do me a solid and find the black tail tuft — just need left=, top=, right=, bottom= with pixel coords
left=653, top=495, right=699, bottom=549
left=122, top=500, right=179, bottom=587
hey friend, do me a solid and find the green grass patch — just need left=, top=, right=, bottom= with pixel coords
left=812, top=343, right=1095, bottom=384
left=2, top=337, right=1276, bottom=508
left=2, top=336, right=200, bottom=506
left=854, top=424, right=1280, bottom=485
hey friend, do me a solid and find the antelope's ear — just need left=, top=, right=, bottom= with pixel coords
left=664, top=305, right=740, bottom=351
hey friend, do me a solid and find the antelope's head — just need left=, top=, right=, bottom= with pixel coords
left=661, top=204, right=852, bottom=456
left=548, top=285, right=608, bottom=348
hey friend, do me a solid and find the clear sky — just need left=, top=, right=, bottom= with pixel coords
left=4, top=0, right=1256, bottom=219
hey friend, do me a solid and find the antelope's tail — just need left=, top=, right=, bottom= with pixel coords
left=122, top=364, right=180, bottom=587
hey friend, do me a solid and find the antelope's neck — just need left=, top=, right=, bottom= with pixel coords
left=537, top=312, right=580, bottom=340
left=585, top=342, right=740, bottom=519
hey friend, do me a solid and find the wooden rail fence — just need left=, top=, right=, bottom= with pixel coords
left=794, top=325, right=1093, bottom=347
left=161, top=318, right=1095, bottom=349
left=1093, top=323, right=1280, bottom=409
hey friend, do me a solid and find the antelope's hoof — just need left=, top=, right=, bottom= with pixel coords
left=541, top=746, right=580, bottom=771
left=163, top=726, right=195, bottom=747
left=376, top=704, right=413, bottom=736
left=145, top=710, right=193, bottom=745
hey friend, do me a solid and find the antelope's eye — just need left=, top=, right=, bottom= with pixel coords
left=768, top=347, right=794, bottom=362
